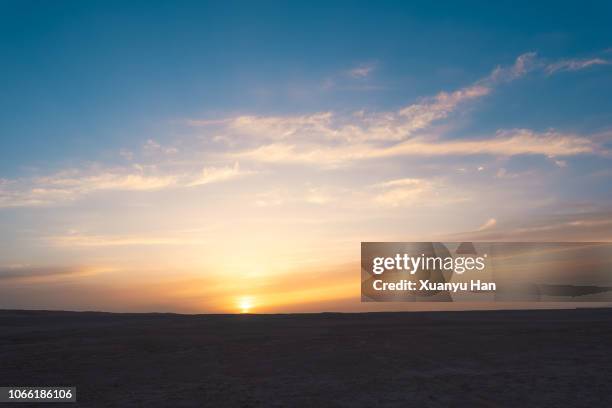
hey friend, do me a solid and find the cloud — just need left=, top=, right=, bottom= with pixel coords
left=189, top=83, right=491, bottom=145
left=189, top=54, right=534, bottom=145
left=187, top=162, right=251, bottom=187
left=119, top=149, right=134, bottom=161
left=38, top=170, right=177, bottom=192
left=348, top=62, right=377, bottom=78
left=0, top=162, right=252, bottom=208
left=372, top=178, right=433, bottom=207
left=1, top=52, right=605, bottom=210
left=0, top=168, right=175, bottom=208
left=46, top=233, right=208, bottom=247
left=216, top=112, right=334, bottom=141
left=144, top=139, right=179, bottom=155
left=395, top=84, right=491, bottom=137
left=0, top=265, right=111, bottom=283
left=485, top=52, right=610, bottom=79
left=250, top=185, right=336, bottom=208
left=253, top=190, right=287, bottom=207
left=485, top=52, right=538, bottom=83
left=186, top=52, right=604, bottom=148
left=478, top=218, right=497, bottom=231
left=384, top=129, right=595, bottom=157
left=234, top=129, right=598, bottom=166
left=449, top=211, right=612, bottom=241
left=369, top=177, right=469, bottom=208
left=188, top=53, right=602, bottom=169
left=545, top=58, right=610, bottom=75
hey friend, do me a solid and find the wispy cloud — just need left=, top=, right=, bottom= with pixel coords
left=372, top=178, right=434, bottom=207
left=233, top=129, right=597, bottom=166
left=189, top=81, right=492, bottom=145
left=1, top=52, right=606, bottom=213
left=0, top=264, right=113, bottom=283
left=37, top=168, right=177, bottom=192
left=348, top=62, right=377, bottom=78
left=186, top=162, right=252, bottom=187
left=0, top=162, right=252, bottom=208
left=449, top=211, right=612, bottom=241
left=394, top=84, right=490, bottom=138
left=369, top=177, right=469, bottom=208
left=478, top=218, right=497, bottom=231
left=187, top=53, right=602, bottom=169
left=251, top=185, right=337, bottom=207
left=189, top=54, right=541, bottom=145
left=485, top=52, right=539, bottom=83
left=546, top=58, right=610, bottom=75
left=143, top=139, right=180, bottom=155
left=46, top=233, right=208, bottom=247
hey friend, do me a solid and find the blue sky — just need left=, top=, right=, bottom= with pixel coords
left=2, top=1, right=611, bottom=172
left=0, top=1, right=611, bottom=312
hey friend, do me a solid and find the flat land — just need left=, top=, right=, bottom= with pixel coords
left=1, top=308, right=611, bottom=407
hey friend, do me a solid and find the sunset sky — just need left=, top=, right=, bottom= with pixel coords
left=1, top=1, right=611, bottom=313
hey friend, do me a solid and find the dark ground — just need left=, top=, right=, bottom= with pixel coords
left=1, top=308, right=611, bottom=407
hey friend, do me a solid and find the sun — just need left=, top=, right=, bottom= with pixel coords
left=238, top=297, right=254, bottom=313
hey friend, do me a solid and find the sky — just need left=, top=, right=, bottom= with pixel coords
left=1, top=0, right=611, bottom=313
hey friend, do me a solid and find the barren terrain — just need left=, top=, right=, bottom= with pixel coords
left=1, top=308, right=611, bottom=407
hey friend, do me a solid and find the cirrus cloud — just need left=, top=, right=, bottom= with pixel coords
left=0, top=162, right=253, bottom=208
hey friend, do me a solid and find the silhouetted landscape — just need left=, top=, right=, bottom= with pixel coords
left=2, top=308, right=611, bottom=407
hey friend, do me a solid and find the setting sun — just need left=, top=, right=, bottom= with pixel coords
left=238, top=297, right=254, bottom=313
